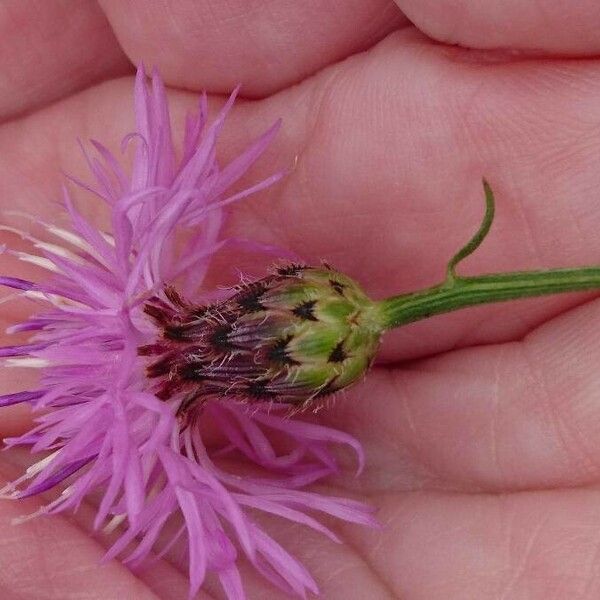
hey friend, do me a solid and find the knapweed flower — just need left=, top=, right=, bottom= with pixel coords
left=0, top=67, right=377, bottom=599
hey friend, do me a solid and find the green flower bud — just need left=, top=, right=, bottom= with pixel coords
left=141, top=264, right=384, bottom=411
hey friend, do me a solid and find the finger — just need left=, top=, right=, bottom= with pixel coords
left=0, top=0, right=131, bottom=122
left=340, top=488, right=600, bottom=599
left=396, top=0, right=600, bottom=55
left=97, top=0, right=406, bottom=97
left=317, top=296, right=600, bottom=494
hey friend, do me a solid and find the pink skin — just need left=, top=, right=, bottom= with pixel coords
left=2, top=1, right=600, bottom=598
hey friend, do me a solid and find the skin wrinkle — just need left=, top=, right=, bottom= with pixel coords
left=323, top=562, right=387, bottom=597
left=376, top=366, right=464, bottom=493
left=488, top=345, right=504, bottom=485
left=498, top=513, right=550, bottom=600
left=579, top=527, right=600, bottom=599
left=448, top=77, right=495, bottom=160
left=536, top=123, right=600, bottom=192
left=520, top=335, right=600, bottom=479
left=562, top=189, right=589, bottom=259
left=267, top=67, right=346, bottom=252
left=510, top=181, right=549, bottom=268
left=329, top=496, right=408, bottom=598
left=498, top=501, right=516, bottom=584
left=547, top=518, right=600, bottom=600
left=308, top=525, right=399, bottom=600
left=227, top=81, right=323, bottom=255
left=518, top=333, right=599, bottom=489
left=399, top=374, right=418, bottom=438
left=371, top=368, right=433, bottom=492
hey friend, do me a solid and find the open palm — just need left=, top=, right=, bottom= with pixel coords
left=3, top=1, right=600, bottom=598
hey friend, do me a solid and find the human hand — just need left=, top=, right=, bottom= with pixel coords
left=3, top=1, right=600, bottom=598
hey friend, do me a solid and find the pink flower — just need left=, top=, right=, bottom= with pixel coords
left=0, top=67, right=375, bottom=599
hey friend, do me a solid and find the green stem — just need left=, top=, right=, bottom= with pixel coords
left=377, top=267, right=600, bottom=329
left=377, top=181, right=600, bottom=330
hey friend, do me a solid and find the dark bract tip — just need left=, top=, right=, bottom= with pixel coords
left=275, top=263, right=307, bottom=277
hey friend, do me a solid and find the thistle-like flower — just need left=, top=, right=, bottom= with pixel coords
left=0, top=67, right=376, bottom=599
left=142, top=264, right=383, bottom=413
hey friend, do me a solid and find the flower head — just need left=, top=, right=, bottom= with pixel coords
left=143, top=264, right=383, bottom=413
left=0, top=67, right=375, bottom=598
